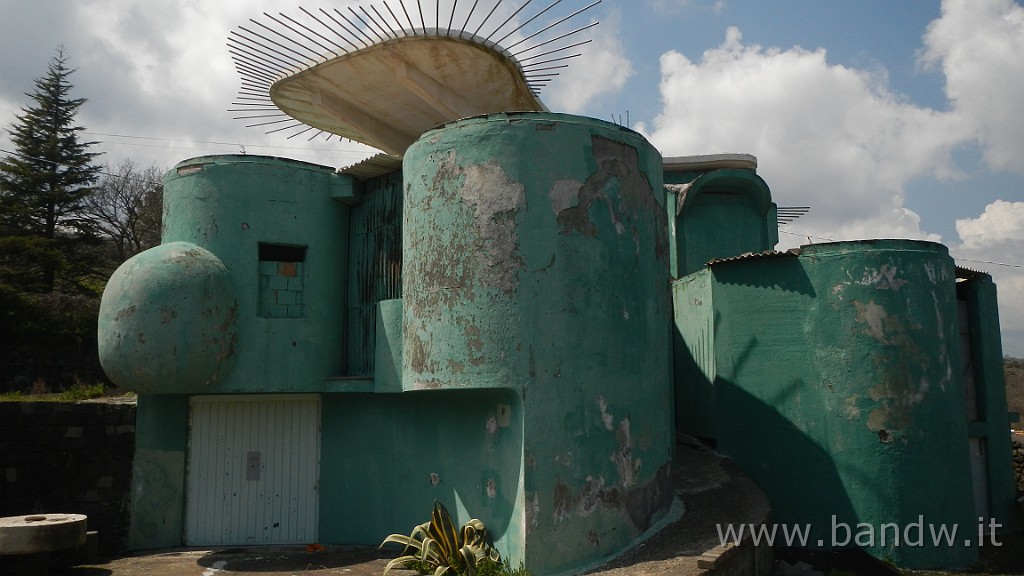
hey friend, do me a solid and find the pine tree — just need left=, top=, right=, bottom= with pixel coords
left=0, top=47, right=103, bottom=293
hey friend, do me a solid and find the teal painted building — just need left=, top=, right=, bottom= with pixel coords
left=94, top=9, right=1017, bottom=569
left=98, top=113, right=1019, bottom=571
left=100, top=114, right=679, bottom=574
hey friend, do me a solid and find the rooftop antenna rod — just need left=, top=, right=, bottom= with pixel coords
left=512, top=21, right=598, bottom=57
left=369, top=5, right=398, bottom=38
left=484, top=0, right=536, bottom=44
left=271, top=13, right=339, bottom=58
left=460, top=0, right=483, bottom=37
left=381, top=2, right=406, bottom=34
left=298, top=8, right=351, bottom=54
left=517, top=38, right=591, bottom=61
left=318, top=8, right=366, bottom=50
left=355, top=6, right=388, bottom=40
left=229, top=32, right=298, bottom=72
left=227, top=45, right=289, bottom=80
left=447, top=0, right=458, bottom=36
left=495, top=0, right=566, bottom=46
left=254, top=16, right=322, bottom=61
left=348, top=7, right=385, bottom=43
left=335, top=9, right=378, bottom=45
left=504, top=0, right=600, bottom=50
left=472, top=0, right=507, bottom=37
left=520, top=53, right=581, bottom=68
left=394, top=0, right=417, bottom=32
left=362, top=5, right=395, bottom=40
left=237, top=25, right=307, bottom=69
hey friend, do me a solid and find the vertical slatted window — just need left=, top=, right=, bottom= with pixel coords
left=346, top=172, right=403, bottom=375
left=186, top=395, right=320, bottom=545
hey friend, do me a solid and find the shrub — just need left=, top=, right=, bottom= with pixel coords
left=380, top=500, right=501, bottom=576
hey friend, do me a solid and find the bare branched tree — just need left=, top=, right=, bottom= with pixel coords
left=87, top=159, right=163, bottom=264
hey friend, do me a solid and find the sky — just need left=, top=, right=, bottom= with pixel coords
left=0, top=0, right=1022, bottom=357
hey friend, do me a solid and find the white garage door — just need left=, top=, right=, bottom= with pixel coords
left=186, top=395, right=320, bottom=545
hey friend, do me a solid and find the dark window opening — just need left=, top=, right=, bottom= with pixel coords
left=259, top=243, right=306, bottom=262
left=259, top=243, right=307, bottom=319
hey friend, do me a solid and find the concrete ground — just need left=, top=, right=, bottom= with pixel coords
left=14, top=438, right=771, bottom=576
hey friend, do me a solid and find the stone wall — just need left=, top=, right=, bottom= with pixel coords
left=0, top=400, right=135, bottom=555
left=1014, top=434, right=1023, bottom=494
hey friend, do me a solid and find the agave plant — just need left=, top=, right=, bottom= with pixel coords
left=381, top=500, right=501, bottom=576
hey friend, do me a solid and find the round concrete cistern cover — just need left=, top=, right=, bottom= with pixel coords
left=0, top=514, right=87, bottom=555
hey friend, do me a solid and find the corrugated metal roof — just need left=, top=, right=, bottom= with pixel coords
left=707, top=248, right=802, bottom=266
left=955, top=266, right=992, bottom=280
left=338, top=154, right=403, bottom=181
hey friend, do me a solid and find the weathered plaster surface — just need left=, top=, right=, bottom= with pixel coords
left=687, top=240, right=977, bottom=568
left=403, top=114, right=673, bottom=573
left=98, top=242, right=238, bottom=394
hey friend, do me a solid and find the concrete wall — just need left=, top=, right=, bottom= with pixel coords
left=957, top=273, right=1020, bottom=534
left=126, top=395, right=187, bottom=549
left=666, top=169, right=775, bottom=278
left=99, top=156, right=354, bottom=395
left=672, top=240, right=986, bottom=568
left=0, top=401, right=135, bottom=554
left=114, top=114, right=677, bottom=574
left=403, top=113, right=675, bottom=573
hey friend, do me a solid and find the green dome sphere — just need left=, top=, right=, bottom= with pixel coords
left=98, top=242, right=238, bottom=393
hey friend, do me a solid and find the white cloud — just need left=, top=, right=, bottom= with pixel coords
left=639, top=0, right=1024, bottom=355
left=956, top=200, right=1024, bottom=250
left=542, top=9, right=633, bottom=114
left=952, top=201, right=1024, bottom=357
left=0, top=0, right=376, bottom=171
left=647, top=0, right=725, bottom=15
left=920, top=0, right=1024, bottom=173
left=641, top=26, right=966, bottom=244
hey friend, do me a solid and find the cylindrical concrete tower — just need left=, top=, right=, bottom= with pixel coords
left=402, top=112, right=674, bottom=573
left=99, top=155, right=352, bottom=393
left=402, top=112, right=670, bottom=391
left=807, top=240, right=976, bottom=567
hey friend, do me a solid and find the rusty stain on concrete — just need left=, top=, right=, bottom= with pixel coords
left=550, top=463, right=674, bottom=532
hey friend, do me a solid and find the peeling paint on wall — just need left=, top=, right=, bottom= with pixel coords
left=524, top=491, right=540, bottom=535
left=549, top=463, right=673, bottom=531
left=597, top=395, right=614, bottom=431
left=549, top=179, right=583, bottom=214
left=853, top=300, right=890, bottom=344
left=553, top=136, right=668, bottom=261
left=611, top=417, right=635, bottom=489
left=858, top=264, right=909, bottom=291
left=461, top=160, right=527, bottom=294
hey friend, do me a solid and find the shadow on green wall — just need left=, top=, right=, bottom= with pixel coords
left=319, top=388, right=523, bottom=556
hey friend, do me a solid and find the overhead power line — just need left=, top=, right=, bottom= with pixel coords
left=82, top=131, right=371, bottom=156
left=0, top=147, right=156, bottom=184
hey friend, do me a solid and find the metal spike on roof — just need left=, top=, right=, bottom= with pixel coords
left=777, top=206, right=811, bottom=225
left=228, top=0, right=601, bottom=148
